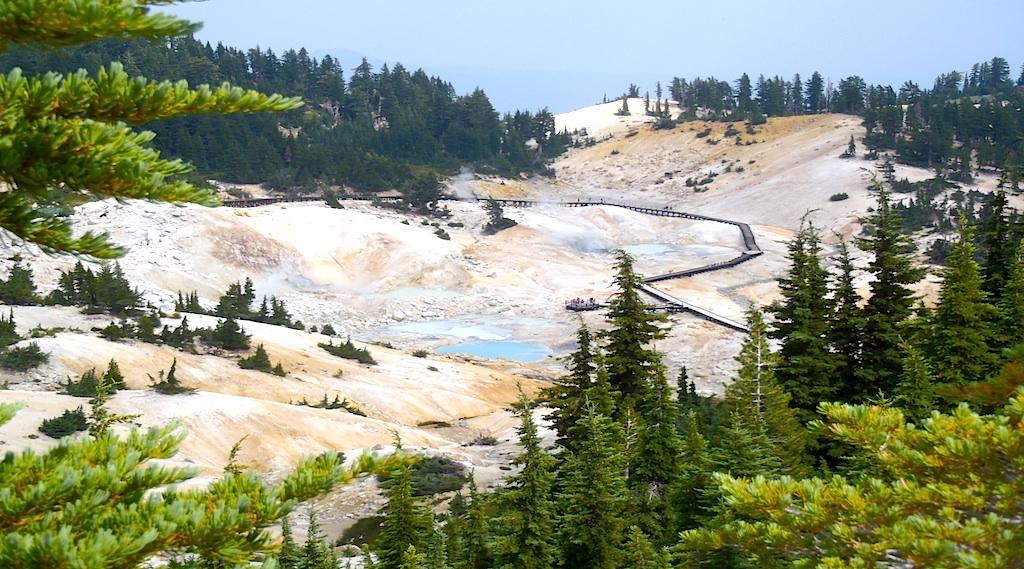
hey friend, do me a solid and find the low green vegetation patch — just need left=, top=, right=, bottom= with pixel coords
left=0, top=342, right=48, bottom=371
left=149, top=359, right=195, bottom=395
left=62, top=360, right=126, bottom=397
left=319, top=338, right=377, bottom=365
left=238, top=344, right=286, bottom=376
left=294, top=394, right=366, bottom=416
left=38, top=407, right=87, bottom=439
left=378, top=455, right=469, bottom=497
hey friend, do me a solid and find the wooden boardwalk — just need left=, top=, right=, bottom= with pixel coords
left=221, top=194, right=762, bottom=333
left=484, top=198, right=760, bottom=333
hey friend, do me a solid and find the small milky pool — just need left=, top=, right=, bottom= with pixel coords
left=435, top=341, right=553, bottom=363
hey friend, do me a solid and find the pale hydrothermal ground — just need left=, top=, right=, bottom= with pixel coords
left=0, top=100, right=1005, bottom=541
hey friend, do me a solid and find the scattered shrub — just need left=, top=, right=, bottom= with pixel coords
left=100, top=320, right=137, bottom=341
left=0, top=310, right=20, bottom=348
left=610, top=149, right=620, bottom=155
left=203, top=317, right=251, bottom=350
left=466, top=434, right=499, bottom=446
left=829, top=192, right=850, bottom=202
left=149, top=359, right=195, bottom=395
left=0, top=342, right=48, bottom=371
left=294, top=394, right=366, bottom=416
left=62, top=360, right=126, bottom=397
left=724, top=124, right=740, bottom=137
left=238, top=344, right=286, bottom=376
left=378, top=455, right=468, bottom=496
left=695, top=127, right=712, bottom=138
left=412, top=349, right=429, bottom=358
left=38, top=407, right=87, bottom=439
left=434, top=228, right=451, bottom=240
left=321, top=324, right=338, bottom=336
left=427, top=366, right=439, bottom=372
left=320, top=338, right=376, bottom=365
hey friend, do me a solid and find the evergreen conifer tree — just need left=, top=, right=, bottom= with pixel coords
left=490, top=396, right=557, bottom=569
left=710, top=412, right=782, bottom=478
left=377, top=445, right=433, bottom=569
left=894, top=340, right=935, bottom=422
left=301, top=509, right=337, bottom=569
left=925, top=221, right=1000, bottom=387
left=456, top=476, right=491, bottom=569
left=402, top=546, right=427, bottom=569
left=602, top=250, right=667, bottom=415
left=0, top=1, right=302, bottom=258
left=856, top=180, right=925, bottom=398
left=556, top=406, right=630, bottom=569
left=631, top=365, right=682, bottom=540
left=542, top=324, right=595, bottom=450
left=278, top=515, right=303, bottom=569
left=998, top=241, right=1024, bottom=342
left=0, top=258, right=38, bottom=304
left=0, top=309, right=20, bottom=348
left=209, top=316, right=251, bottom=350
left=0, top=400, right=359, bottom=568
left=425, top=524, right=453, bottom=569
left=981, top=190, right=1014, bottom=301
left=724, top=309, right=808, bottom=475
left=102, top=359, right=127, bottom=391
left=769, top=219, right=838, bottom=422
left=666, top=413, right=713, bottom=533
left=827, top=238, right=863, bottom=400
left=622, top=526, right=671, bottom=569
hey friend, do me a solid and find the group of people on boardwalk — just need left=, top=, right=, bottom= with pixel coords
left=565, top=297, right=602, bottom=311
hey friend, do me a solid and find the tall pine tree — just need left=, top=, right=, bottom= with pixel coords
left=723, top=309, right=808, bottom=475
left=542, top=324, right=595, bottom=450
left=602, top=250, right=667, bottom=416
left=925, top=221, right=999, bottom=387
left=490, top=397, right=557, bottom=569
left=556, top=406, right=630, bottom=569
left=769, top=218, right=838, bottom=421
left=856, top=180, right=925, bottom=398
left=376, top=445, right=433, bottom=569
left=827, top=238, right=863, bottom=400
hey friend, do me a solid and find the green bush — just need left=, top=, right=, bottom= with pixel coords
left=38, top=407, right=87, bottom=439
left=100, top=319, right=137, bottom=341
left=294, top=394, right=366, bottom=416
left=0, top=342, right=48, bottom=371
left=378, top=455, right=468, bottom=496
left=238, top=344, right=285, bottom=376
left=829, top=192, right=850, bottom=201
left=412, top=349, right=429, bottom=358
left=320, top=338, right=376, bottom=365
left=149, top=359, right=195, bottom=395
left=204, top=317, right=251, bottom=350
left=434, top=228, right=450, bottom=240
left=0, top=310, right=20, bottom=348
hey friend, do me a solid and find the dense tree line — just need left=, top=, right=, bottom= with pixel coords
left=666, top=57, right=1024, bottom=179
left=0, top=36, right=573, bottom=195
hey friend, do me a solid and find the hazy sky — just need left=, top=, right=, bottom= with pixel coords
left=163, top=0, right=1023, bottom=113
